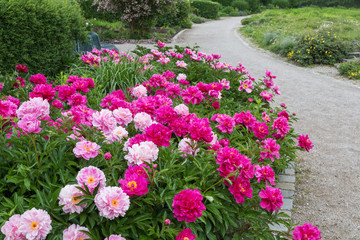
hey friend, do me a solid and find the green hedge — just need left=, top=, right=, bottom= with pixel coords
left=0, top=0, right=87, bottom=76
left=192, top=0, right=220, bottom=19
left=156, top=0, right=192, bottom=28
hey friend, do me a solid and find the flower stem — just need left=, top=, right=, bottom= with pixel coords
left=30, top=134, right=41, bottom=168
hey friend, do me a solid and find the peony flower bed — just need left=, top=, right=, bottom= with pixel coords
left=0, top=41, right=320, bottom=239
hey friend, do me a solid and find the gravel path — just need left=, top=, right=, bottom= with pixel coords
left=116, top=17, right=360, bottom=239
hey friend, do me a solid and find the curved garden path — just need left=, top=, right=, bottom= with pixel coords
left=117, top=16, right=360, bottom=239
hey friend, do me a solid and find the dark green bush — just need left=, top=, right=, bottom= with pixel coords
left=220, top=6, right=240, bottom=16
left=245, top=0, right=260, bottom=12
left=290, top=31, right=353, bottom=65
left=0, top=0, right=87, bottom=76
left=213, top=0, right=232, bottom=7
left=272, top=0, right=290, bottom=8
left=191, top=15, right=206, bottom=24
left=156, top=0, right=192, bottom=28
left=192, top=0, right=221, bottom=19
left=77, top=0, right=122, bottom=22
left=232, top=0, right=249, bottom=10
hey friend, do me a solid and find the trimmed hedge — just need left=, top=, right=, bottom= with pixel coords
left=192, top=0, right=221, bottom=19
left=0, top=0, right=87, bottom=76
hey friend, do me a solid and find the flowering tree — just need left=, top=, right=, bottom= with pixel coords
left=93, top=0, right=174, bottom=32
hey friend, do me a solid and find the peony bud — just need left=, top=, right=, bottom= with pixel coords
left=104, top=152, right=112, bottom=160
left=164, top=219, right=171, bottom=225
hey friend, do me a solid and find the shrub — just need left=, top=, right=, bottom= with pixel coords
left=220, top=6, right=240, bottom=16
left=245, top=0, right=261, bottom=12
left=290, top=30, right=353, bottom=65
left=338, top=58, right=360, bottom=79
left=262, top=32, right=279, bottom=46
left=272, top=0, right=290, bottom=8
left=0, top=0, right=87, bottom=76
left=213, top=0, right=232, bottom=7
left=0, top=43, right=317, bottom=239
left=232, top=0, right=249, bottom=11
left=77, top=0, right=122, bottom=22
left=156, top=0, right=192, bottom=28
left=192, top=0, right=221, bottom=19
left=191, top=15, right=206, bottom=24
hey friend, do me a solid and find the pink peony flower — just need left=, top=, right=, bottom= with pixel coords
left=262, top=112, right=270, bottom=123
left=293, top=223, right=321, bottom=240
left=29, top=84, right=56, bottom=101
left=260, top=91, right=274, bottom=102
left=124, top=141, right=159, bottom=165
left=113, top=107, right=133, bottom=126
left=132, top=85, right=147, bottom=98
left=17, top=116, right=42, bottom=133
left=58, top=184, right=87, bottom=214
left=18, top=208, right=52, bottom=240
left=105, top=234, right=126, bottom=240
left=124, top=164, right=150, bottom=180
left=178, top=138, right=199, bottom=158
left=51, top=99, right=63, bottom=109
left=175, top=228, right=196, bottom=240
left=273, top=85, right=281, bottom=95
left=259, top=138, right=280, bottom=162
left=68, top=93, right=87, bottom=106
left=265, top=69, right=276, bottom=79
left=57, top=85, right=76, bottom=101
left=238, top=80, right=254, bottom=93
left=164, top=219, right=171, bottom=226
left=263, top=78, right=274, bottom=88
left=118, top=173, right=149, bottom=197
left=29, top=74, right=47, bottom=84
left=255, top=165, right=276, bottom=185
left=16, top=97, right=50, bottom=119
left=215, top=114, right=235, bottom=134
left=297, top=135, right=314, bottom=152
left=63, top=224, right=90, bottom=240
left=92, top=109, right=117, bottom=135
left=189, top=117, right=213, bottom=143
left=176, top=60, right=188, bottom=68
left=73, top=140, right=100, bottom=160
left=0, top=100, right=17, bottom=118
left=272, top=116, right=290, bottom=138
left=278, top=110, right=289, bottom=120
left=174, top=104, right=189, bottom=116
left=157, top=40, right=166, bottom=48
left=76, top=166, right=106, bottom=194
left=229, top=176, right=253, bottom=204
left=233, top=111, right=256, bottom=128
left=172, top=189, right=206, bottom=223
left=259, top=186, right=283, bottom=213
left=72, top=79, right=89, bottom=93
left=94, top=186, right=130, bottom=220
left=177, top=73, right=187, bottom=81
left=15, top=64, right=28, bottom=73
left=181, top=86, right=204, bottom=105
left=145, top=123, right=172, bottom=147
left=1, top=214, right=26, bottom=240
left=133, top=112, right=154, bottom=132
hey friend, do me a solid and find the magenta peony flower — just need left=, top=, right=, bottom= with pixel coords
left=262, top=112, right=270, bottom=122
left=76, top=166, right=106, bottom=194
left=94, top=186, right=130, bottom=220
left=172, top=189, right=206, bottom=223
left=57, top=85, right=76, bottom=101
left=14, top=77, right=25, bottom=88
left=265, top=69, right=276, bottom=79
left=229, top=176, right=253, bottom=204
left=145, top=123, right=172, bottom=147
left=155, top=105, right=178, bottom=124
left=124, top=141, right=158, bottom=165
left=72, top=79, right=89, bottom=93
left=17, top=116, right=42, bottom=133
left=68, top=93, right=87, bottom=106
left=164, top=219, right=171, bottom=226
left=104, top=152, right=112, bottom=160
left=73, top=140, right=100, bottom=160
left=157, top=40, right=166, bottom=48
left=259, top=138, right=280, bottom=162
left=1, top=214, right=26, bottom=240
left=238, top=80, right=254, bottom=93
left=29, top=84, right=56, bottom=101
left=297, top=135, right=314, bottom=152
left=259, top=186, right=283, bottom=213
left=255, top=165, right=276, bottom=185
left=293, top=223, right=321, bottom=240
left=233, top=111, right=256, bottom=128
left=105, top=234, right=126, bottom=240
left=260, top=91, right=274, bottom=102
left=178, top=138, right=199, bottom=158
left=175, top=228, right=196, bottom=240
left=119, top=173, right=149, bottom=197
left=272, top=116, right=290, bottom=138
left=15, top=64, right=28, bottom=73
left=18, top=208, right=52, bottom=240
left=63, top=224, right=90, bottom=240
left=189, top=117, right=213, bottom=143
left=0, top=100, right=17, bottom=118
left=113, top=108, right=133, bottom=126
left=92, top=109, right=117, bottom=135
left=29, top=74, right=47, bottom=84
left=124, top=164, right=150, bottom=180
left=181, top=86, right=204, bottom=105
left=16, top=97, right=50, bottom=119
left=51, top=99, right=64, bottom=109
left=252, top=121, right=269, bottom=139
left=214, top=114, right=235, bottom=134
left=58, top=184, right=86, bottom=214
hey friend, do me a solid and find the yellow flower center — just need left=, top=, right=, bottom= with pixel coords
left=243, top=84, right=248, bottom=88
left=83, top=144, right=93, bottom=152
left=72, top=195, right=81, bottom=204
left=127, top=181, right=137, bottom=191
left=88, top=176, right=94, bottom=184
left=30, top=222, right=38, bottom=230
left=184, top=238, right=189, bottom=240
left=111, top=200, right=118, bottom=206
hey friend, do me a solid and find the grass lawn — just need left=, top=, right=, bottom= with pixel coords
left=240, top=7, right=360, bottom=54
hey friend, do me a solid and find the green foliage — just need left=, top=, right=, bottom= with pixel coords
left=289, top=31, right=353, bottom=65
left=338, top=59, right=360, bottom=79
left=191, top=15, right=206, bottom=24
left=219, top=6, right=240, bottom=16
left=297, top=0, right=360, bottom=8
left=156, top=0, right=192, bottom=28
left=213, top=0, right=233, bottom=7
left=232, top=0, right=249, bottom=11
left=0, top=0, right=87, bottom=76
left=191, top=0, right=221, bottom=19
left=77, top=0, right=122, bottom=22
left=245, top=0, right=261, bottom=12
left=272, top=0, right=290, bottom=8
